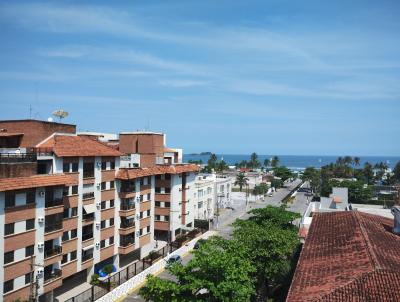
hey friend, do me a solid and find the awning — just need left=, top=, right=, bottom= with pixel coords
left=332, top=196, right=342, bottom=203
left=83, top=204, right=96, bottom=214
left=82, top=244, right=94, bottom=251
left=126, top=215, right=135, bottom=220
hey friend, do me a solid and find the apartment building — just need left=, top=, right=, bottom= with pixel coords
left=214, top=175, right=233, bottom=209
left=194, top=174, right=215, bottom=221
left=0, top=120, right=199, bottom=302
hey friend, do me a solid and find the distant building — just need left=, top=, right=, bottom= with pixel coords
left=287, top=210, right=400, bottom=301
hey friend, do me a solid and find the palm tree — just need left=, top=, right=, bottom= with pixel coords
left=215, top=160, right=228, bottom=173
left=234, top=172, right=249, bottom=192
left=344, top=156, right=353, bottom=166
left=354, top=157, right=360, bottom=166
left=271, top=156, right=279, bottom=168
left=250, top=152, right=260, bottom=169
left=264, top=158, right=270, bottom=168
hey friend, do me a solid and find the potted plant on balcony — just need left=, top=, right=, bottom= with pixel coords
left=143, top=250, right=163, bottom=265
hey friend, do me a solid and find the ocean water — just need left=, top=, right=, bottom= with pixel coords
left=183, top=154, right=400, bottom=171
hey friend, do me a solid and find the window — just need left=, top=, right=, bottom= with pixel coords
left=109, top=236, right=114, bottom=245
left=5, top=223, right=14, bottom=236
left=61, top=254, right=68, bottom=264
left=155, top=201, right=161, bottom=207
left=101, top=162, right=107, bottom=170
left=147, top=193, right=150, bottom=201
left=63, top=208, right=69, bottom=219
left=26, top=189, right=35, bottom=204
left=25, top=245, right=34, bottom=257
left=4, top=251, right=14, bottom=264
left=110, top=199, right=114, bottom=208
left=63, top=163, right=70, bottom=173
left=5, top=191, right=15, bottom=208
left=165, top=187, right=171, bottom=194
left=165, top=215, right=170, bottom=222
left=101, top=182, right=106, bottom=190
left=155, top=187, right=161, bottom=193
left=25, top=273, right=31, bottom=285
left=26, top=219, right=35, bottom=230
left=100, top=240, right=106, bottom=249
left=165, top=202, right=170, bottom=208
left=147, top=210, right=150, bottom=217
left=140, top=212, right=143, bottom=219
left=165, top=174, right=171, bottom=180
left=62, top=231, right=69, bottom=242
left=71, top=229, right=77, bottom=239
left=139, top=228, right=143, bottom=236
left=110, top=181, right=115, bottom=189
left=140, top=195, right=143, bottom=202
left=71, top=207, right=78, bottom=217
left=155, top=215, right=160, bottom=221
left=101, top=220, right=106, bottom=229
left=110, top=161, right=115, bottom=169
left=72, top=185, right=78, bottom=195
left=72, top=162, right=79, bottom=172
left=70, top=250, right=77, bottom=260
left=101, top=201, right=106, bottom=210
left=4, top=280, right=13, bottom=293
left=147, top=226, right=150, bottom=233
left=110, top=218, right=114, bottom=226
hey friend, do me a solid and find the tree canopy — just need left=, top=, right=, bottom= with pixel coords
left=234, top=172, right=249, bottom=191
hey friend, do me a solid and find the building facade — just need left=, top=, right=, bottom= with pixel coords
left=0, top=120, right=199, bottom=302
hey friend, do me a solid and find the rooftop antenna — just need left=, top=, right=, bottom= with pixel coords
left=29, top=104, right=32, bottom=119
left=52, top=110, right=69, bottom=122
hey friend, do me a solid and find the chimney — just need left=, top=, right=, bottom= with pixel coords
left=391, top=206, right=400, bottom=234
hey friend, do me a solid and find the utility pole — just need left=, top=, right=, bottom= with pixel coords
left=29, top=255, right=43, bottom=302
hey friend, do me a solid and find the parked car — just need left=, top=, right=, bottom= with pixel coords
left=166, top=255, right=182, bottom=266
left=194, top=239, right=207, bottom=250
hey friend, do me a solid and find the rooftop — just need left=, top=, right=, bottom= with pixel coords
left=0, top=173, right=76, bottom=191
left=287, top=211, right=400, bottom=302
left=37, top=134, right=123, bottom=157
left=116, top=164, right=200, bottom=180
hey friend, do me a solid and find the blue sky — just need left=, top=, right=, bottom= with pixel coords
left=0, top=1, right=399, bottom=156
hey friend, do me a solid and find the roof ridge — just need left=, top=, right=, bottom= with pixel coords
left=355, top=211, right=382, bottom=270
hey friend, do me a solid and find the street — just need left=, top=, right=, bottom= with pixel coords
left=124, top=178, right=306, bottom=302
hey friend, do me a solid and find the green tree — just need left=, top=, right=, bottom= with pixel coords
left=393, top=161, right=400, bottom=183
left=301, top=167, right=321, bottom=195
left=263, top=158, right=270, bottom=168
left=207, top=154, right=218, bottom=170
left=353, top=157, right=360, bottom=166
left=139, top=237, right=255, bottom=302
left=253, top=183, right=269, bottom=196
left=271, top=156, right=280, bottom=168
left=215, top=159, right=229, bottom=173
left=273, top=166, right=293, bottom=182
left=235, top=172, right=249, bottom=192
left=363, top=162, right=374, bottom=185
left=232, top=206, right=300, bottom=301
left=249, top=152, right=261, bottom=169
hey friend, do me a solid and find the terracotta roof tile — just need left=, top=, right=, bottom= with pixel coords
left=0, top=174, right=76, bottom=191
left=286, top=211, right=400, bottom=302
left=116, top=164, right=200, bottom=180
left=37, top=135, right=123, bottom=157
left=164, top=148, right=178, bottom=153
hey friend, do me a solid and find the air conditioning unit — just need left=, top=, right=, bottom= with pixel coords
left=37, top=242, right=44, bottom=249
left=96, top=201, right=101, bottom=207
left=95, top=242, right=100, bottom=248
left=136, top=214, right=140, bottom=220
left=136, top=231, right=140, bottom=237
left=97, top=162, right=102, bottom=168
left=37, top=268, right=44, bottom=276
left=136, top=196, right=140, bottom=202
left=39, top=190, right=45, bottom=197
left=38, top=217, right=44, bottom=223
left=95, top=222, right=101, bottom=228
left=96, top=183, right=101, bottom=189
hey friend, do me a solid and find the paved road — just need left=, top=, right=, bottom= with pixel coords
left=124, top=179, right=306, bottom=302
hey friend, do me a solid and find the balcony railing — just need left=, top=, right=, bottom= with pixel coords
left=120, top=203, right=135, bottom=211
left=82, top=192, right=94, bottom=200
left=83, top=214, right=95, bottom=222
left=120, top=237, right=135, bottom=247
left=45, top=198, right=63, bottom=208
left=45, top=222, right=63, bottom=233
left=44, top=246, right=62, bottom=259
left=120, top=186, right=136, bottom=193
left=44, top=268, right=62, bottom=283
left=83, top=171, right=94, bottom=178
left=82, top=253, right=93, bottom=262
left=0, top=153, right=37, bottom=163
left=120, top=221, right=135, bottom=229
left=82, top=232, right=94, bottom=241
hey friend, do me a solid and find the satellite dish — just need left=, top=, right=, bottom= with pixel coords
left=47, top=117, right=54, bottom=122
left=52, top=110, right=69, bottom=122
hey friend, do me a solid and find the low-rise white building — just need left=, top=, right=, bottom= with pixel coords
left=215, top=175, right=233, bottom=208
left=194, top=174, right=215, bottom=221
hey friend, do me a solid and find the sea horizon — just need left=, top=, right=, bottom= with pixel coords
left=183, top=154, right=400, bottom=170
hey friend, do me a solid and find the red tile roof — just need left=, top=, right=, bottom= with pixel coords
left=286, top=211, right=400, bottom=302
left=116, top=164, right=200, bottom=180
left=0, top=174, right=76, bottom=191
left=37, top=135, right=123, bottom=157
left=164, top=147, right=178, bottom=153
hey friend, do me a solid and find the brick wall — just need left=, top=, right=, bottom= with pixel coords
left=0, top=120, right=76, bottom=147
left=0, top=162, right=37, bottom=178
